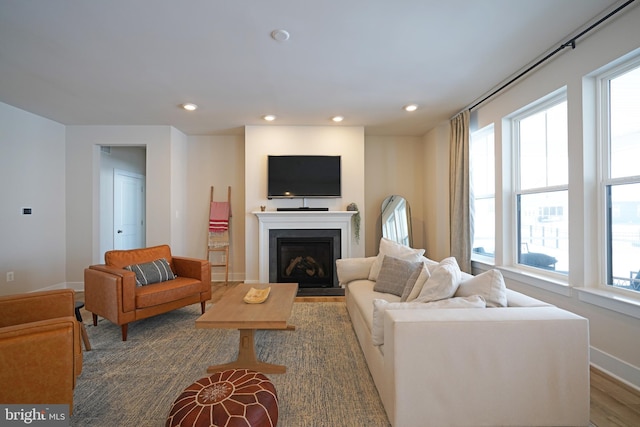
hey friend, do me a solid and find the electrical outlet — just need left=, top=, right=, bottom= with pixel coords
left=6, top=271, right=14, bottom=282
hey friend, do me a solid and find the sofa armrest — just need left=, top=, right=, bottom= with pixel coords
left=336, top=256, right=377, bottom=285
left=383, top=307, right=590, bottom=427
left=172, top=256, right=210, bottom=283
left=85, top=265, right=137, bottom=315
left=0, top=289, right=75, bottom=328
left=0, top=317, right=82, bottom=410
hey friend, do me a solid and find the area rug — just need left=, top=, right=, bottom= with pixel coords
left=72, top=302, right=390, bottom=427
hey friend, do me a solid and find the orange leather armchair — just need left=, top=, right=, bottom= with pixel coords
left=84, top=244, right=211, bottom=341
left=0, top=289, right=83, bottom=412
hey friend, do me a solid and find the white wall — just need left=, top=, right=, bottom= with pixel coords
left=0, top=102, right=66, bottom=295
left=422, top=123, right=451, bottom=261
left=185, top=134, right=246, bottom=281
left=244, top=126, right=365, bottom=282
left=426, top=5, right=640, bottom=388
left=65, top=125, right=180, bottom=283
left=170, top=127, right=188, bottom=255
left=364, top=135, right=425, bottom=256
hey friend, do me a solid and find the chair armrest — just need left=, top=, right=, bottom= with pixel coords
left=84, top=265, right=136, bottom=314
left=172, top=256, right=211, bottom=283
left=0, top=289, right=75, bottom=328
left=0, top=317, right=82, bottom=409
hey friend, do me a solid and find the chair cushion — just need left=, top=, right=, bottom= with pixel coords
left=135, top=277, right=202, bottom=309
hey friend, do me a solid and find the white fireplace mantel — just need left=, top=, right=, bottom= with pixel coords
left=254, top=211, right=356, bottom=283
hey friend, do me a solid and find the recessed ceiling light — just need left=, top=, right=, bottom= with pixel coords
left=332, top=116, right=344, bottom=122
left=263, top=114, right=277, bottom=121
left=403, top=104, right=418, bottom=112
left=271, top=29, right=290, bottom=42
left=182, top=103, right=198, bottom=111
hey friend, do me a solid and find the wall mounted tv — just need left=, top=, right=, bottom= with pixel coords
left=267, top=155, right=341, bottom=199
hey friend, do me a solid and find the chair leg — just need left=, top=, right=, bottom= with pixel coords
left=92, top=313, right=98, bottom=326
left=201, top=301, right=206, bottom=313
left=80, top=323, right=92, bottom=351
left=121, top=324, right=128, bottom=341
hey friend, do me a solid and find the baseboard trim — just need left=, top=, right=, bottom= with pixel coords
left=591, top=346, right=640, bottom=392
left=35, top=282, right=84, bottom=292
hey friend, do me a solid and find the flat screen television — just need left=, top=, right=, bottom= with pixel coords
left=267, top=155, right=341, bottom=199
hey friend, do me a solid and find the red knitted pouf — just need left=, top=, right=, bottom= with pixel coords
left=166, top=369, right=278, bottom=427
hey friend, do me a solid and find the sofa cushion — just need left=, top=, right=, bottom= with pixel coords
left=402, top=264, right=431, bottom=302
left=373, top=256, right=423, bottom=297
left=371, top=295, right=486, bottom=345
left=369, top=238, right=425, bottom=281
left=124, top=258, right=176, bottom=287
left=415, top=257, right=461, bottom=302
left=347, top=280, right=400, bottom=335
left=455, top=269, right=507, bottom=308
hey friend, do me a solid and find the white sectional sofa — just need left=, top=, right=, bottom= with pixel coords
left=337, top=239, right=590, bottom=427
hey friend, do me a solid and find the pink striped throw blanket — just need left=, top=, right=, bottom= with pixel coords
left=209, top=202, right=230, bottom=232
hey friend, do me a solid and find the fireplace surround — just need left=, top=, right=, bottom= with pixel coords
left=254, top=211, right=356, bottom=295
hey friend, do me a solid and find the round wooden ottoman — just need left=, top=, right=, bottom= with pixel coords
left=166, top=369, right=278, bottom=427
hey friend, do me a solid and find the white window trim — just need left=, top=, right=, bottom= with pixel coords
left=596, top=55, right=640, bottom=294
left=576, top=287, right=640, bottom=320
left=510, top=88, right=568, bottom=279
left=471, top=124, right=496, bottom=262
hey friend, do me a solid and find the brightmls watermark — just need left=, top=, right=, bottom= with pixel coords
left=1, top=405, right=68, bottom=426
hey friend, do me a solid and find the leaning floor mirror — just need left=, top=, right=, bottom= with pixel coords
left=381, top=195, right=413, bottom=247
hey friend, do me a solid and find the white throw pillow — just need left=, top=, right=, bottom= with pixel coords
left=415, top=257, right=462, bottom=302
left=336, top=256, right=376, bottom=285
left=371, top=295, right=486, bottom=346
left=368, top=238, right=425, bottom=281
left=455, top=268, right=508, bottom=308
left=419, top=255, right=440, bottom=271
left=402, top=264, right=430, bottom=302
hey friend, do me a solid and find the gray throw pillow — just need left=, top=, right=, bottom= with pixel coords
left=373, top=255, right=423, bottom=297
left=124, top=258, right=176, bottom=287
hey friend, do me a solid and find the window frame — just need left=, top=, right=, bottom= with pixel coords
left=510, top=90, right=569, bottom=278
left=470, top=123, right=496, bottom=262
left=597, top=56, right=640, bottom=295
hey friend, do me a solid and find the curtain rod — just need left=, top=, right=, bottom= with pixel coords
left=467, top=0, right=636, bottom=112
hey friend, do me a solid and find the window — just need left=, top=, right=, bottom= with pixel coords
left=471, top=124, right=495, bottom=258
left=600, top=61, right=640, bottom=292
left=513, top=95, right=569, bottom=274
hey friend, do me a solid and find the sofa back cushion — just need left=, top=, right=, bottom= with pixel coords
left=105, top=244, right=173, bottom=269
left=369, top=238, right=425, bottom=281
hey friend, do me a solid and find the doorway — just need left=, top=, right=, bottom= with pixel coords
left=114, top=169, right=145, bottom=249
left=99, top=146, right=147, bottom=256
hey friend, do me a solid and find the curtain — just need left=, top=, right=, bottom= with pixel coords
left=449, top=110, right=473, bottom=273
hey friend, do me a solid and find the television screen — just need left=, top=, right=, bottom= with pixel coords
left=268, top=155, right=341, bottom=198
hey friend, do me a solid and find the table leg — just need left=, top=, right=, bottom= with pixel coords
left=206, top=329, right=288, bottom=374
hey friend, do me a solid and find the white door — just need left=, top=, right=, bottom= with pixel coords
left=114, top=169, right=145, bottom=250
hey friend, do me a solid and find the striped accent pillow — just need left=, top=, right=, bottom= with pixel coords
left=124, top=258, right=176, bottom=286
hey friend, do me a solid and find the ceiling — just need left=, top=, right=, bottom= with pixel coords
left=0, top=0, right=626, bottom=136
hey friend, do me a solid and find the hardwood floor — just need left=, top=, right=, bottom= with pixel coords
left=78, top=283, right=640, bottom=426
left=590, top=366, right=640, bottom=426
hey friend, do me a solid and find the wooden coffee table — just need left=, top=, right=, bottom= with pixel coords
left=196, top=282, right=298, bottom=374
